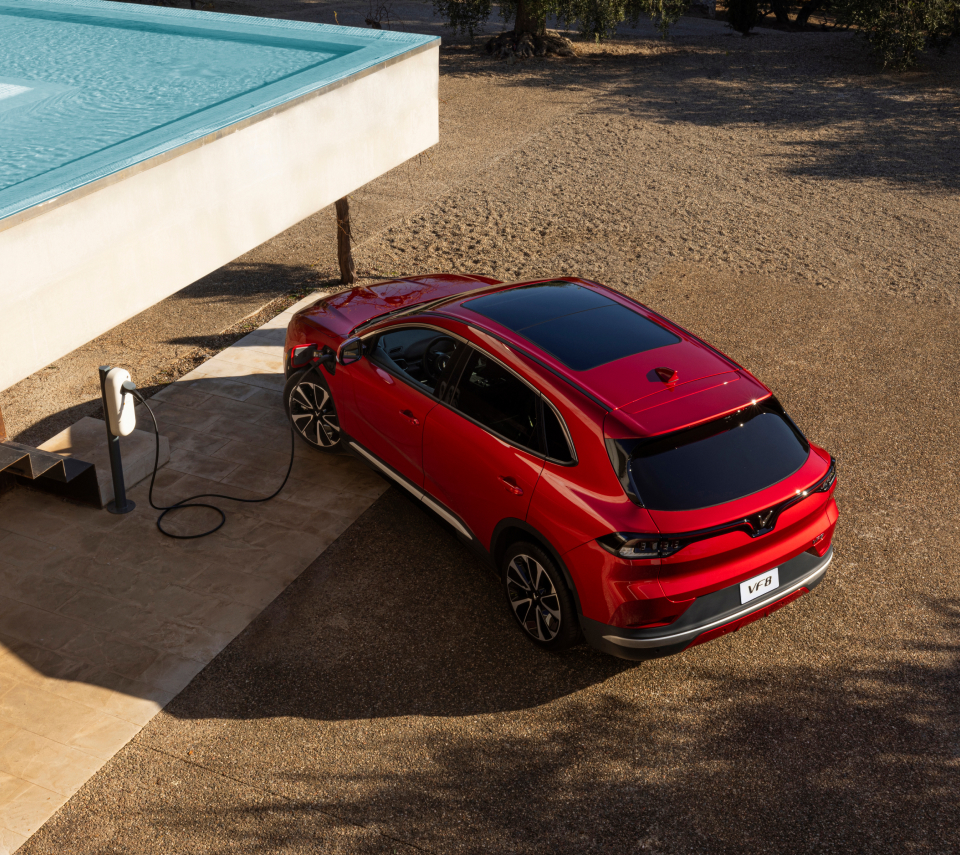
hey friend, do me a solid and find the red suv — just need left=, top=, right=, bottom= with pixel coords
left=284, top=275, right=838, bottom=659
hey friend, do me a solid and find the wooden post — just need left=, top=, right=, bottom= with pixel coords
left=0, top=403, right=11, bottom=495
left=335, top=197, right=357, bottom=285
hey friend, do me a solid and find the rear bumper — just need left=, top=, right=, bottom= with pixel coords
left=580, top=547, right=832, bottom=661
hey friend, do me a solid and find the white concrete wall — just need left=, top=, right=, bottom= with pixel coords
left=0, top=45, right=438, bottom=392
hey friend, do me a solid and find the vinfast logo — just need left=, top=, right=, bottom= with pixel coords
left=745, top=508, right=778, bottom=537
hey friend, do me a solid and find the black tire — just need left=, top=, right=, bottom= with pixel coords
left=283, top=369, right=344, bottom=453
left=502, top=541, right=581, bottom=651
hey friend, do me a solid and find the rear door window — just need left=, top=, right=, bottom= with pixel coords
left=626, top=401, right=810, bottom=510
left=449, top=347, right=541, bottom=452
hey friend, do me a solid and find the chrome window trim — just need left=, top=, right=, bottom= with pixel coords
left=449, top=339, right=578, bottom=465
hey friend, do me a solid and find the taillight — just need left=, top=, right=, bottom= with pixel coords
left=813, top=458, right=837, bottom=493
left=597, top=533, right=687, bottom=560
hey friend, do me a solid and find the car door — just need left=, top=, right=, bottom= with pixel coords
left=423, top=344, right=546, bottom=550
left=347, top=324, right=465, bottom=487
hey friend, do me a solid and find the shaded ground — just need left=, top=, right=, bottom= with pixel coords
left=21, top=446, right=960, bottom=853
left=7, top=2, right=960, bottom=852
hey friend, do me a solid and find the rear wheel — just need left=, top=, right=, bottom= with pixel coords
left=284, top=369, right=343, bottom=453
left=502, top=542, right=581, bottom=651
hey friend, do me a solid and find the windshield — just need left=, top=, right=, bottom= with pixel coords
left=622, top=400, right=810, bottom=511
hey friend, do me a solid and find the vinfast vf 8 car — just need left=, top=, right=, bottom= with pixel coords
left=283, top=275, right=838, bottom=659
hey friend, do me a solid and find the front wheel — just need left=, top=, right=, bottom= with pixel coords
left=502, top=542, right=581, bottom=651
left=284, top=369, right=344, bottom=453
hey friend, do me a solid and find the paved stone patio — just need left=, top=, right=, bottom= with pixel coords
left=0, top=295, right=386, bottom=853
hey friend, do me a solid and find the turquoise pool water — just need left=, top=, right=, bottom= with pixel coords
left=0, top=0, right=436, bottom=221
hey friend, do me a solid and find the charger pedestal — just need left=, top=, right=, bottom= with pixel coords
left=99, top=366, right=135, bottom=514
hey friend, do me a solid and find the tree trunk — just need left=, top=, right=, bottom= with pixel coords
left=769, top=0, right=790, bottom=26
left=514, top=0, right=544, bottom=36
left=0, top=403, right=12, bottom=496
left=794, top=0, right=826, bottom=27
left=335, top=197, right=357, bottom=286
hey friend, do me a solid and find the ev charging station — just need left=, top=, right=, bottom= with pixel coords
left=98, top=366, right=138, bottom=514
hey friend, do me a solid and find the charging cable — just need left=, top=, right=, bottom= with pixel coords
left=127, top=353, right=332, bottom=539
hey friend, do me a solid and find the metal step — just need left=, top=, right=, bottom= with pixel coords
left=0, top=440, right=101, bottom=506
left=0, top=444, right=30, bottom=476
left=1, top=441, right=69, bottom=479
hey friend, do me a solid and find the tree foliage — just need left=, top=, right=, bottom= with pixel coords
left=835, top=0, right=959, bottom=68
left=433, top=0, right=960, bottom=68
left=433, top=0, right=687, bottom=41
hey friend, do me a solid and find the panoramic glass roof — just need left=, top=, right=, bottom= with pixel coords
left=464, top=281, right=681, bottom=372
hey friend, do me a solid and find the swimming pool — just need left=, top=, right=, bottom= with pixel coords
left=0, top=0, right=439, bottom=393
left=0, top=0, right=435, bottom=222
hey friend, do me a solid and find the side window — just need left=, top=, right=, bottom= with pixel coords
left=368, top=326, right=464, bottom=397
left=450, top=347, right=541, bottom=451
left=542, top=402, right=575, bottom=463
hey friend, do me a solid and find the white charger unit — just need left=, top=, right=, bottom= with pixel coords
left=103, top=367, right=137, bottom=437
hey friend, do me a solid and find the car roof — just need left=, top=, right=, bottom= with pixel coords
left=430, top=277, right=769, bottom=419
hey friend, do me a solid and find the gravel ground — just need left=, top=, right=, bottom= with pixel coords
left=10, top=3, right=960, bottom=853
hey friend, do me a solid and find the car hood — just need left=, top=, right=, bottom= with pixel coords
left=295, top=274, right=500, bottom=337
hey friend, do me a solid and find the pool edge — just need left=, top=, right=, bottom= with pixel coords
left=0, top=36, right=439, bottom=234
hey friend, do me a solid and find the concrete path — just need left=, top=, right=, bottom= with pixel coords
left=0, top=295, right=387, bottom=853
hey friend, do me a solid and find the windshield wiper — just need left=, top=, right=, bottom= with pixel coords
left=351, top=302, right=425, bottom=335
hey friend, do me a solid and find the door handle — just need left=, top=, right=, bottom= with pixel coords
left=400, top=409, right=420, bottom=426
left=498, top=476, right=523, bottom=496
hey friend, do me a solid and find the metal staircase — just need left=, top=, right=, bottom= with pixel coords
left=0, top=440, right=101, bottom=506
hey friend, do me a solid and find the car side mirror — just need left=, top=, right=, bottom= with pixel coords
left=337, top=336, right=364, bottom=365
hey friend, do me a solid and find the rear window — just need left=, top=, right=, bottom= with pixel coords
left=624, top=401, right=810, bottom=511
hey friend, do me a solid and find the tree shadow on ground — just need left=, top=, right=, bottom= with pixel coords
left=114, top=488, right=960, bottom=854
left=149, top=637, right=960, bottom=853
left=162, top=260, right=331, bottom=306
left=440, top=32, right=960, bottom=192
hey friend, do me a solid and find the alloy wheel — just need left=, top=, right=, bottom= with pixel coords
left=289, top=381, right=340, bottom=448
left=506, top=553, right=562, bottom=642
